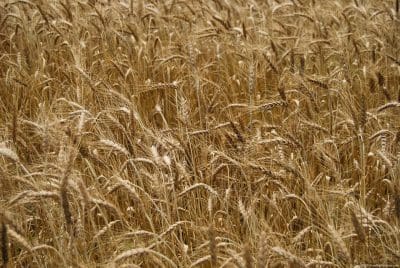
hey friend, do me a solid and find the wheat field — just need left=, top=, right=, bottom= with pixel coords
left=0, top=0, right=399, bottom=267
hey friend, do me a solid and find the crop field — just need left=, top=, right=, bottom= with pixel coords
left=0, top=0, right=400, bottom=267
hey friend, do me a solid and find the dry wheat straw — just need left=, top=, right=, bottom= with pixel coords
left=209, top=224, right=217, bottom=267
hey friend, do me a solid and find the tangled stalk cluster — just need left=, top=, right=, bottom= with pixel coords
left=0, top=0, right=400, bottom=267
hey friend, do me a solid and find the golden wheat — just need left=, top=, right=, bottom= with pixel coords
left=0, top=0, right=399, bottom=267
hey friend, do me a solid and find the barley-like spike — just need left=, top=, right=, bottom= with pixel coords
left=264, top=54, right=278, bottom=74
left=60, top=152, right=75, bottom=236
left=257, top=232, right=268, bottom=268
left=306, top=77, right=328, bottom=89
left=230, top=121, right=245, bottom=143
left=7, top=228, right=32, bottom=252
left=350, top=210, right=365, bottom=243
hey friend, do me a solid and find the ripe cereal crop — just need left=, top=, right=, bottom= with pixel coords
left=0, top=0, right=400, bottom=267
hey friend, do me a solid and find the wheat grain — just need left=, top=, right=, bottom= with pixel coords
left=114, top=247, right=177, bottom=267
left=0, top=147, right=19, bottom=162
left=271, top=247, right=306, bottom=267
left=178, top=183, right=218, bottom=197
